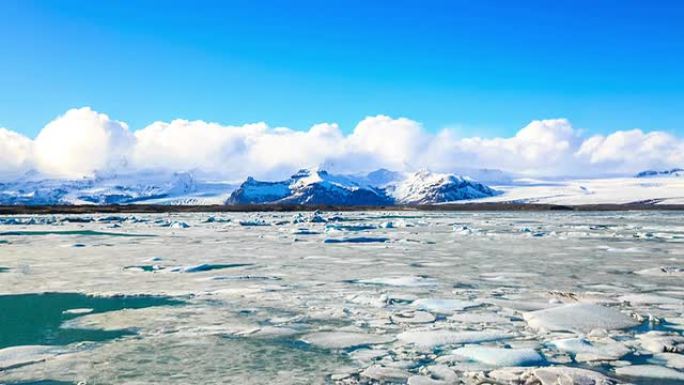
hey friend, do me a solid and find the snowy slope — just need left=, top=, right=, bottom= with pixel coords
left=387, top=170, right=500, bottom=204
left=470, top=177, right=684, bottom=205
left=0, top=171, right=236, bottom=205
left=228, top=168, right=498, bottom=205
left=227, top=168, right=393, bottom=205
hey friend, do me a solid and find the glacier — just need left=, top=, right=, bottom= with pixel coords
left=1, top=167, right=684, bottom=206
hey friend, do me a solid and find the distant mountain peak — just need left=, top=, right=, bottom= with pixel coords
left=389, top=170, right=499, bottom=204
left=227, top=168, right=498, bottom=206
left=227, top=167, right=392, bottom=206
left=635, top=168, right=684, bottom=178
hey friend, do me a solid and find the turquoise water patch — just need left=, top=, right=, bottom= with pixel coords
left=0, top=230, right=154, bottom=237
left=0, top=292, right=182, bottom=349
left=0, top=266, right=9, bottom=272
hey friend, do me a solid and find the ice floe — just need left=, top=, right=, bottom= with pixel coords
left=648, top=352, right=684, bottom=370
left=360, top=364, right=410, bottom=383
left=0, top=345, right=65, bottom=370
left=523, top=303, right=639, bottom=333
left=324, top=236, right=389, bottom=244
left=412, top=298, right=482, bottom=313
left=397, top=329, right=513, bottom=348
left=530, top=367, right=616, bottom=385
left=451, top=346, right=544, bottom=367
left=614, top=364, right=684, bottom=382
left=637, top=331, right=684, bottom=353
left=549, top=337, right=630, bottom=362
left=390, top=310, right=436, bottom=324
left=353, top=276, right=438, bottom=287
left=301, top=332, right=394, bottom=349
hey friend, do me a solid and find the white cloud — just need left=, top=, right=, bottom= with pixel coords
left=347, top=115, right=429, bottom=170
left=575, top=129, right=684, bottom=173
left=0, top=107, right=682, bottom=181
left=33, top=107, right=133, bottom=178
left=433, top=119, right=582, bottom=175
left=0, top=127, right=33, bottom=177
left=131, top=119, right=267, bottom=177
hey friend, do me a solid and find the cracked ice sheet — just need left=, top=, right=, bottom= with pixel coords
left=1, top=211, right=684, bottom=384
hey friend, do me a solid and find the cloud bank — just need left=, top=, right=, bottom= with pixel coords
left=1, top=107, right=682, bottom=180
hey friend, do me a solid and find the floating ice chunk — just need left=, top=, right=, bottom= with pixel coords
left=209, top=275, right=281, bottom=281
left=354, top=276, right=438, bottom=287
left=448, top=312, right=511, bottom=324
left=361, top=365, right=410, bottom=383
left=413, top=298, right=482, bottom=313
left=291, top=228, right=320, bottom=235
left=310, top=213, right=327, bottom=223
left=325, top=223, right=376, bottom=232
left=635, top=266, right=684, bottom=277
left=0, top=345, right=64, bottom=370
left=619, top=293, right=683, bottom=305
left=324, top=236, right=388, bottom=244
left=124, top=264, right=164, bottom=272
left=204, top=216, right=231, bottom=223
left=425, top=365, right=458, bottom=383
left=615, top=365, right=684, bottom=382
left=167, top=221, right=190, bottom=229
left=349, top=349, right=388, bottom=364
left=62, top=308, right=94, bottom=315
left=549, top=337, right=630, bottom=361
left=235, top=326, right=299, bottom=338
left=480, top=271, right=540, bottom=279
left=637, top=331, right=684, bottom=353
left=173, top=263, right=252, bottom=273
left=487, top=367, right=530, bottom=383
left=346, top=293, right=389, bottom=308
left=390, top=311, right=436, bottom=324
left=301, top=332, right=394, bottom=349
left=97, top=215, right=127, bottom=223
left=453, top=225, right=477, bottom=235
left=451, top=346, right=544, bottom=367
left=523, top=303, right=639, bottom=333
left=648, top=353, right=684, bottom=370
left=485, top=298, right=552, bottom=312
left=531, top=367, right=615, bottom=385
left=61, top=216, right=94, bottom=223
left=397, top=329, right=513, bottom=348
left=407, top=375, right=448, bottom=385
left=239, top=219, right=269, bottom=226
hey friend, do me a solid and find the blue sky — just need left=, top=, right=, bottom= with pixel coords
left=1, top=0, right=683, bottom=138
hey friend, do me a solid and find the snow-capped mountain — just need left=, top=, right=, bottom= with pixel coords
left=227, top=168, right=393, bottom=205
left=635, top=168, right=684, bottom=178
left=227, top=168, right=499, bottom=205
left=0, top=171, right=235, bottom=205
left=387, top=170, right=500, bottom=204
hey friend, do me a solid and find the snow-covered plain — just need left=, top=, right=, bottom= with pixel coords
left=476, top=176, right=684, bottom=205
left=1, top=211, right=683, bottom=384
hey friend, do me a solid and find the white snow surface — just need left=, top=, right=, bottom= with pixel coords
left=474, top=176, right=684, bottom=205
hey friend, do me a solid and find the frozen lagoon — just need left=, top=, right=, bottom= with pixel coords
left=0, top=211, right=683, bottom=384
